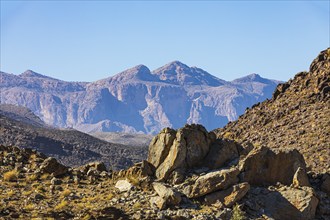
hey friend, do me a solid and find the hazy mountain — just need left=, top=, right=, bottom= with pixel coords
left=0, top=62, right=279, bottom=134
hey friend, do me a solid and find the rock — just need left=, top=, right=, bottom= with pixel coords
left=151, top=124, right=213, bottom=181
left=216, top=208, right=232, bottom=220
left=152, top=182, right=181, bottom=206
left=321, top=173, right=330, bottom=195
left=188, top=167, right=239, bottom=198
left=114, top=160, right=155, bottom=180
left=202, top=139, right=239, bottom=169
left=248, top=186, right=318, bottom=220
left=78, top=161, right=107, bottom=174
left=39, top=157, right=68, bottom=177
left=148, top=128, right=176, bottom=168
left=239, top=147, right=306, bottom=186
left=205, top=182, right=250, bottom=207
left=150, top=196, right=166, bottom=210
left=115, top=179, right=133, bottom=192
left=51, top=177, right=62, bottom=185
left=292, top=167, right=310, bottom=187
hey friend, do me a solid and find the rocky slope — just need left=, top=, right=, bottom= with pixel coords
left=0, top=112, right=147, bottom=170
left=1, top=124, right=328, bottom=219
left=0, top=62, right=279, bottom=134
left=215, top=48, right=330, bottom=174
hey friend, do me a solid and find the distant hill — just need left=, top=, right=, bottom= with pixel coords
left=215, top=48, right=330, bottom=173
left=0, top=111, right=147, bottom=170
left=0, top=62, right=279, bottom=134
left=90, top=132, right=153, bottom=147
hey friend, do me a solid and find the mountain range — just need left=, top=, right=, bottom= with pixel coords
left=0, top=61, right=279, bottom=134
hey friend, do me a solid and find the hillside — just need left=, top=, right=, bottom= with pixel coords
left=0, top=62, right=279, bottom=134
left=215, top=48, right=330, bottom=173
left=0, top=112, right=147, bottom=170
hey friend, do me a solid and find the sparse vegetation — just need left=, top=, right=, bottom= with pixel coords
left=231, top=204, right=245, bottom=220
left=3, top=169, right=19, bottom=182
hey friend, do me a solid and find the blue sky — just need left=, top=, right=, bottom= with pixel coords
left=1, top=1, right=329, bottom=82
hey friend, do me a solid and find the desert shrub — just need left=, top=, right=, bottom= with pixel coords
left=55, top=200, right=68, bottom=211
left=231, top=204, right=246, bottom=220
left=61, top=189, right=71, bottom=198
left=3, top=169, right=18, bottom=182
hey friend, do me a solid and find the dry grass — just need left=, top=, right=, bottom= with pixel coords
left=3, top=169, right=19, bottom=182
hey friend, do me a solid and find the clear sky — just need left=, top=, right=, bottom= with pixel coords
left=1, top=1, right=329, bottom=82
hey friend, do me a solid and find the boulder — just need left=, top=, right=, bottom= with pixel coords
left=202, top=139, right=239, bottom=169
left=239, top=147, right=306, bottom=186
left=152, top=182, right=181, bottom=206
left=39, top=157, right=68, bottom=177
left=150, top=124, right=213, bottom=181
left=292, top=167, right=310, bottom=187
left=187, top=167, right=239, bottom=198
left=115, top=179, right=133, bottom=192
left=254, top=186, right=319, bottom=220
left=205, top=182, right=250, bottom=207
left=148, top=128, right=176, bottom=168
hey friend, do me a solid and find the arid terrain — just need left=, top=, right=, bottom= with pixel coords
left=0, top=48, right=329, bottom=219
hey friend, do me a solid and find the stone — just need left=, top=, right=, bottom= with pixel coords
left=188, top=167, right=239, bottom=198
left=202, top=139, right=239, bottom=169
left=51, top=177, right=62, bottom=185
left=205, top=182, right=250, bottom=207
left=148, top=127, right=176, bottom=168
left=150, top=196, right=166, bottom=210
left=152, top=124, right=213, bottom=181
left=321, top=173, right=330, bottom=195
left=239, top=147, right=306, bottom=186
left=248, top=186, right=318, bottom=220
left=292, top=167, right=310, bottom=187
left=115, top=179, right=133, bottom=192
left=152, top=182, right=181, bottom=206
left=39, top=157, right=68, bottom=177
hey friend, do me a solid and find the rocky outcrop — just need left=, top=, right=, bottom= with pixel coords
left=239, top=146, right=306, bottom=186
left=215, top=48, right=330, bottom=174
left=38, top=157, right=68, bottom=177
left=149, top=124, right=214, bottom=181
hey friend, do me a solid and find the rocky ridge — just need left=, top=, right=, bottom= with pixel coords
left=215, top=48, right=330, bottom=173
left=0, top=62, right=279, bottom=134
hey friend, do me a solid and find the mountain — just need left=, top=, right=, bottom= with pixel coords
left=0, top=110, right=147, bottom=170
left=0, top=104, right=46, bottom=127
left=0, top=62, right=279, bottom=134
left=215, top=48, right=330, bottom=174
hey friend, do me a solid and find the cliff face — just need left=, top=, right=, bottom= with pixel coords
left=215, top=48, right=330, bottom=173
left=0, top=62, right=279, bottom=134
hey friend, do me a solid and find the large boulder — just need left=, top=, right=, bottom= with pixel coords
left=247, top=186, right=318, bottom=220
left=148, top=128, right=176, bottom=168
left=205, top=182, right=250, bottom=207
left=149, top=124, right=214, bottom=181
left=202, top=139, right=239, bottom=169
left=187, top=167, right=239, bottom=198
left=38, top=157, right=68, bottom=177
left=239, top=146, right=306, bottom=186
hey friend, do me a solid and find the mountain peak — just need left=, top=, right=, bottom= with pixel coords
left=20, top=70, right=49, bottom=78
